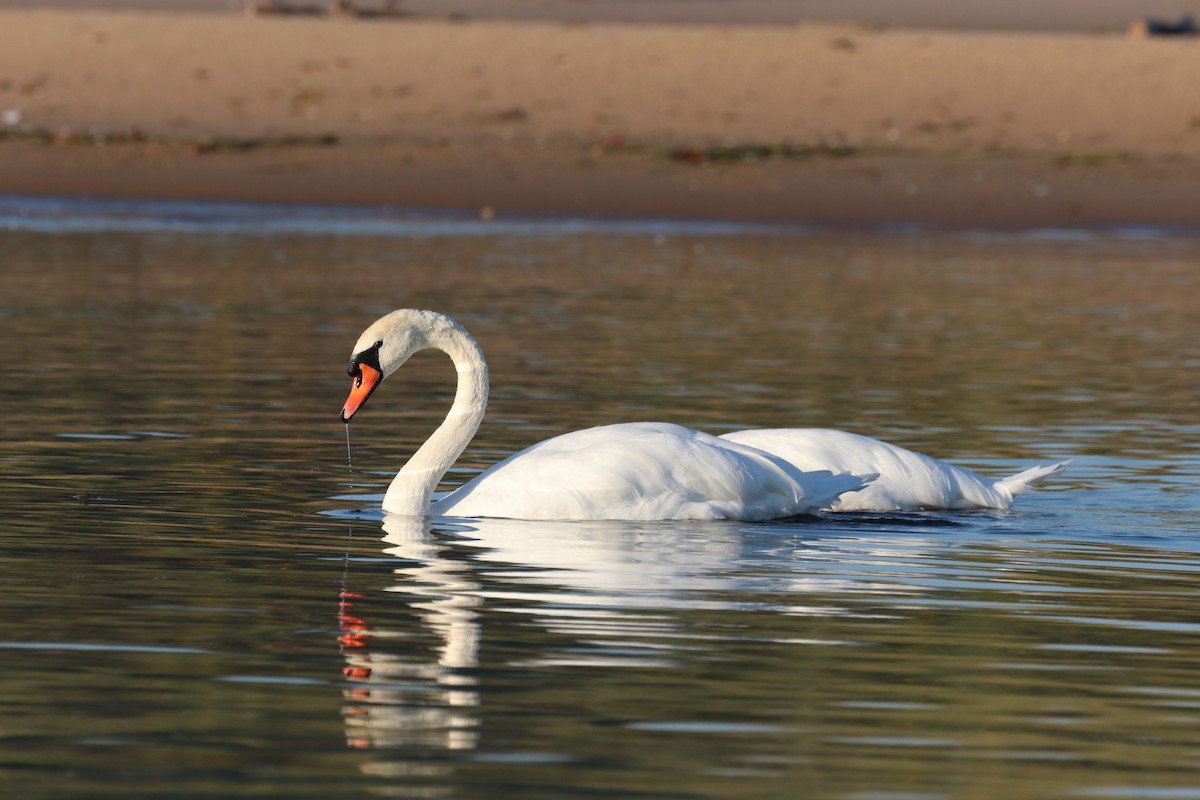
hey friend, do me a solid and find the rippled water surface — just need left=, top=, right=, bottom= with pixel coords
left=2, top=202, right=1199, bottom=799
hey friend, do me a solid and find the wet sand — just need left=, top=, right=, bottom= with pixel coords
left=2, top=0, right=1198, bottom=32
left=3, top=8, right=1200, bottom=228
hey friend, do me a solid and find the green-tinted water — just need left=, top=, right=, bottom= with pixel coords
left=1, top=206, right=1198, bottom=799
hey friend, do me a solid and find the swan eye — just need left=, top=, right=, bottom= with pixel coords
left=346, top=340, right=384, bottom=380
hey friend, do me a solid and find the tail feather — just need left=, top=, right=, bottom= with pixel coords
left=857, top=472, right=881, bottom=489
left=812, top=471, right=878, bottom=509
left=996, top=460, right=1072, bottom=497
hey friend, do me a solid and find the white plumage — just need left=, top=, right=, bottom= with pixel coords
left=721, top=428, right=1068, bottom=512
left=433, top=422, right=867, bottom=521
left=340, top=309, right=1066, bottom=521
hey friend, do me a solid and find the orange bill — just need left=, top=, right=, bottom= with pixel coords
left=340, top=363, right=382, bottom=422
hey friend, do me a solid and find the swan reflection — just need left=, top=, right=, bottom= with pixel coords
left=338, top=514, right=753, bottom=757
left=339, top=515, right=481, bottom=753
left=338, top=512, right=950, bottom=763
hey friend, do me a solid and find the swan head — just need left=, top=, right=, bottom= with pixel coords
left=340, top=309, right=459, bottom=422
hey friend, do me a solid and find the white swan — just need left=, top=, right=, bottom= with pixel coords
left=340, top=309, right=1068, bottom=520
left=340, top=309, right=867, bottom=520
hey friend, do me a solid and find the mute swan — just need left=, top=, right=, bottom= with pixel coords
left=340, top=309, right=868, bottom=520
left=340, top=309, right=1068, bottom=520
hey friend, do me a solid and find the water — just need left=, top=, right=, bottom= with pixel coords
left=1, top=201, right=1199, bottom=799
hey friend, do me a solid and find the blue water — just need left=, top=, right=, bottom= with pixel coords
left=4, top=194, right=1198, bottom=241
left=0, top=195, right=819, bottom=238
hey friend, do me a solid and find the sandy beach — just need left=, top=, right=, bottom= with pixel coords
left=3, top=6, right=1200, bottom=227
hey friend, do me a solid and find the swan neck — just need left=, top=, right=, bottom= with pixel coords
left=383, top=321, right=488, bottom=516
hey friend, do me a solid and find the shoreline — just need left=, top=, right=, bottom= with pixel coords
left=3, top=9, right=1200, bottom=229
left=8, top=141, right=1200, bottom=231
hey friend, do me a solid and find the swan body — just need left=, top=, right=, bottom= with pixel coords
left=432, top=422, right=867, bottom=521
left=341, top=309, right=1066, bottom=520
left=720, top=429, right=1068, bottom=512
